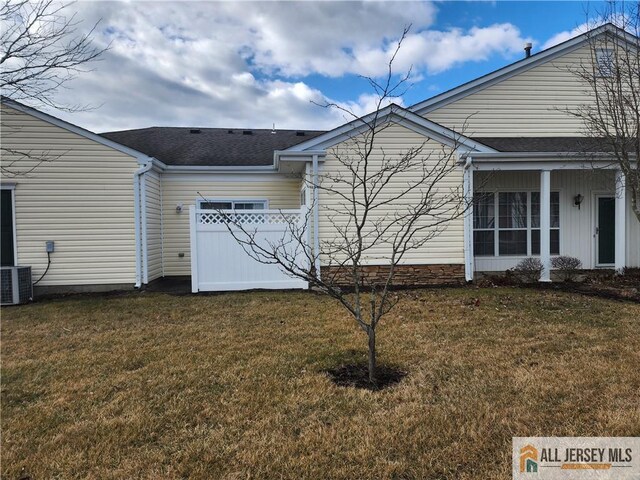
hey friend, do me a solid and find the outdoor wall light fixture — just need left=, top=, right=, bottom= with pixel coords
left=176, top=203, right=183, bottom=213
left=574, top=194, right=584, bottom=209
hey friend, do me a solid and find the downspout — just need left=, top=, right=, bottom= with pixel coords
left=312, top=154, right=320, bottom=278
left=463, top=156, right=474, bottom=282
left=133, top=162, right=153, bottom=288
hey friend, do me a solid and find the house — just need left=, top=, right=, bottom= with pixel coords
left=1, top=23, right=638, bottom=294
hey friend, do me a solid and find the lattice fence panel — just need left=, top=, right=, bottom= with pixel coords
left=198, top=211, right=300, bottom=226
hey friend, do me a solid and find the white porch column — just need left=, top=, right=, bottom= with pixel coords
left=539, top=169, right=552, bottom=282
left=615, top=169, right=627, bottom=273
left=312, top=153, right=321, bottom=278
left=463, top=159, right=474, bottom=282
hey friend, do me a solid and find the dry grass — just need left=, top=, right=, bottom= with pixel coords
left=2, top=288, right=639, bottom=479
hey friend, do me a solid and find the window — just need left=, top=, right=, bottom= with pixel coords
left=498, top=192, right=528, bottom=255
left=530, top=192, right=560, bottom=255
left=596, top=48, right=614, bottom=77
left=199, top=199, right=267, bottom=210
left=473, top=193, right=495, bottom=256
left=473, top=191, right=560, bottom=257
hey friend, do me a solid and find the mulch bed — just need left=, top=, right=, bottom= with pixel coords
left=477, top=268, right=640, bottom=304
left=326, top=363, right=407, bottom=391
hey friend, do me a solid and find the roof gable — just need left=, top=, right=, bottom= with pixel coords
left=285, top=104, right=496, bottom=154
left=408, top=23, right=638, bottom=116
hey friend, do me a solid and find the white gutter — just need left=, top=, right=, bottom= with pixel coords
left=133, top=162, right=153, bottom=288
left=467, top=151, right=631, bottom=160
left=162, top=164, right=277, bottom=172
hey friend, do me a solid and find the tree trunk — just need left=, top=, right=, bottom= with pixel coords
left=367, top=327, right=376, bottom=384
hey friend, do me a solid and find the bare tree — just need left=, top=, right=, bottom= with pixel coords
left=1, top=0, right=105, bottom=109
left=568, top=2, right=640, bottom=222
left=1, top=0, right=106, bottom=177
left=209, top=29, right=470, bottom=384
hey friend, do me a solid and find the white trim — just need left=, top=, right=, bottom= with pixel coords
left=463, top=158, right=474, bottom=281
left=283, top=104, right=496, bottom=154
left=409, top=24, right=638, bottom=115
left=162, top=164, right=276, bottom=172
left=2, top=97, right=155, bottom=164
left=141, top=172, right=149, bottom=284
left=539, top=170, right=551, bottom=282
left=189, top=206, right=198, bottom=293
left=133, top=162, right=153, bottom=288
left=615, top=170, right=626, bottom=273
left=471, top=159, right=622, bottom=171
left=1, top=184, right=18, bottom=267
left=312, top=154, right=320, bottom=278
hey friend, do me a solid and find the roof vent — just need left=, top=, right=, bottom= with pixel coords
left=190, top=129, right=201, bottom=134
left=524, top=42, right=532, bottom=58
left=227, top=129, right=234, bottom=134
left=296, top=131, right=305, bottom=136
left=242, top=130, right=253, bottom=135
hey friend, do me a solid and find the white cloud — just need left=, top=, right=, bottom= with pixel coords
left=541, top=14, right=630, bottom=50
left=36, top=1, right=531, bottom=132
left=542, top=22, right=591, bottom=50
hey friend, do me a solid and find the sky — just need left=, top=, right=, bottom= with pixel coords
left=40, top=1, right=609, bottom=133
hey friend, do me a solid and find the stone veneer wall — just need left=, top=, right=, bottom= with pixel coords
left=323, top=264, right=465, bottom=287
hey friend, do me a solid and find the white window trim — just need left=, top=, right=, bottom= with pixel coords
left=596, top=48, right=615, bottom=77
left=1, top=184, right=18, bottom=267
left=196, top=198, right=270, bottom=210
left=473, top=189, right=563, bottom=258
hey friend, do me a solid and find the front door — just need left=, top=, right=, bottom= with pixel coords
left=1, top=189, right=15, bottom=266
left=596, top=196, right=615, bottom=266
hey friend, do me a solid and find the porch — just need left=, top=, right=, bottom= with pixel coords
left=463, top=158, right=639, bottom=282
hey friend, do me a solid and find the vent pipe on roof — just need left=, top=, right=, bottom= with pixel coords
left=271, top=123, right=276, bottom=134
left=524, top=42, right=532, bottom=58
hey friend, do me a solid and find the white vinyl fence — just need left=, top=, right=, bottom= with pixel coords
left=189, top=206, right=309, bottom=292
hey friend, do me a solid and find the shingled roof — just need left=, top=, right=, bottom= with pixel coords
left=100, top=126, right=629, bottom=168
left=100, top=127, right=326, bottom=167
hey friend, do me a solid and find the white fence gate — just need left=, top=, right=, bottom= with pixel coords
left=189, top=206, right=309, bottom=292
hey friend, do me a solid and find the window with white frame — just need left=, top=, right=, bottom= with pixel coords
left=473, top=191, right=560, bottom=257
left=596, top=48, right=614, bottom=77
left=198, top=199, right=267, bottom=210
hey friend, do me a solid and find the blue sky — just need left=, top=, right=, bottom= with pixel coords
left=304, top=1, right=605, bottom=107
left=49, top=1, right=608, bottom=133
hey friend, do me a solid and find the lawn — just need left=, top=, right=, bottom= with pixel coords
left=2, top=288, right=639, bottom=479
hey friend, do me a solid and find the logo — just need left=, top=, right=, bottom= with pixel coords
left=520, top=444, right=539, bottom=473
left=513, top=437, right=639, bottom=479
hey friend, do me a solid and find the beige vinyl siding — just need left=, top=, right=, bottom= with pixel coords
left=161, top=172, right=302, bottom=276
left=0, top=104, right=139, bottom=286
left=474, top=169, right=640, bottom=270
left=143, top=170, right=163, bottom=282
left=425, top=45, right=596, bottom=137
left=319, top=122, right=464, bottom=265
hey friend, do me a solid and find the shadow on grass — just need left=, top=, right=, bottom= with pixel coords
left=325, top=363, right=407, bottom=391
